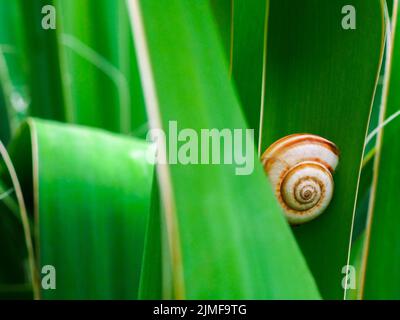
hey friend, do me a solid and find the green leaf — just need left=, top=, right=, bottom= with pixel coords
left=0, top=197, right=30, bottom=293
left=3, top=0, right=148, bottom=137
left=231, top=0, right=268, bottom=146
left=0, top=139, right=37, bottom=298
left=8, top=118, right=154, bottom=299
left=18, top=0, right=67, bottom=121
left=56, top=0, right=147, bottom=136
left=0, top=84, right=11, bottom=144
left=211, top=0, right=269, bottom=150
left=259, top=0, right=384, bottom=298
left=362, top=0, right=400, bottom=299
left=0, top=0, right=29, bottom=142
left=138, top=184, right=162, bottom=299
left=345, top=233, right=365, bottom=300
left=352, top=149, right=375, bottom=242
left=209, top=0, right=232, bottom=58
left=128, top=0, right=320, bottom=299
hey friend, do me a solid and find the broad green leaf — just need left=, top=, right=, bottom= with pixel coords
left=128, top=0, right=320, bottom=299
left=8, top=119, right=154, bottom=299
left=362, top=0, right=400, bottom=299
left=259, top=0, right=384, bottom=298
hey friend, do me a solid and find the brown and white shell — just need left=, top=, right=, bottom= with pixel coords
left=261, top=134, right=339, bottom=225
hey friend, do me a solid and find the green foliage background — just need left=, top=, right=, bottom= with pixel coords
left=1, top=0, right=399, bottom=300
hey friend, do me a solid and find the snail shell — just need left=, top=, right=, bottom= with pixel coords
left=261, top=134, right=339, bottom=225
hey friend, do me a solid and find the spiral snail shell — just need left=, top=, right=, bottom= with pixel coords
left=261, top=134, right=339, bottom=225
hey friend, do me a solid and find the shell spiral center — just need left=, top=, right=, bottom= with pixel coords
left=280, top=162, right=331, bottom=213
